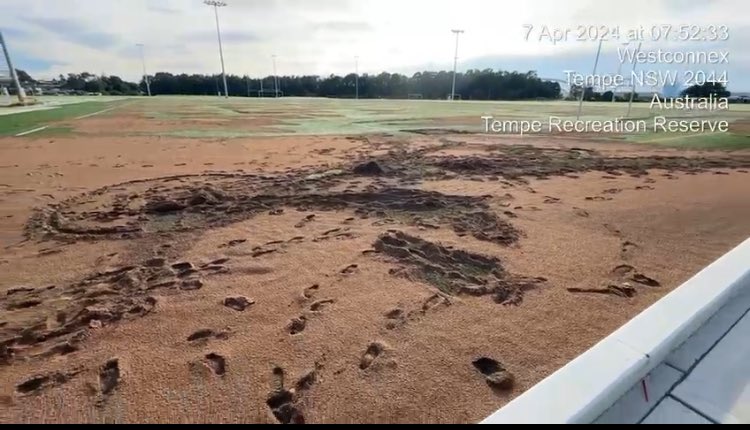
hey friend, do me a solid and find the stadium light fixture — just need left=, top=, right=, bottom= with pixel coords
left=135, top=44, right=152, bottom=97
left=450, top=29, right=464, bottom=101
left=204, top=0, right=229, bottom=98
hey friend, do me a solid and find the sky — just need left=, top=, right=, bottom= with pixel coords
left=1, top=0, right=748, bottom=91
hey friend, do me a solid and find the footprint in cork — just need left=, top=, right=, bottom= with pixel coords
left=360, top=341, right=388, bottom=370
left=472, top=357, right=514, bottom=390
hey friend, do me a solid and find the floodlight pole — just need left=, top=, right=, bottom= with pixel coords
left=613, top=42, right=630, bottom=102
left=577, top=38, right=603, bottom=120
left=272, top=55, right=279, bottom=98
left=450, top=29, right=464, bottom=101
left=205, top=0, right=229, bottom=98
left=0, top=31, right=26, bottom=103
left=626, top=42, right=643, bottom=118
left=136, top=44, right=152, bottom=97
left=355, top=56, right=359, bottom=100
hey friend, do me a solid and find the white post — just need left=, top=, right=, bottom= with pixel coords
left=0, top=31, right=26, bottom=103
left=450, top=29, right=464, bottom=101
left=612, top=42, right=630, bottom=102
left=577, top=38, right=603, bottom=120
left=450, top=30, right=461, bottom=101
left=136, top=44, right=152, bottom=97
left=272, top=55, right=279, bottom=98
left=355, top=56, right=359, bottom=100
left=205, top=0, right=229, bottom=98
left=626, top=42, right=642, bottom=118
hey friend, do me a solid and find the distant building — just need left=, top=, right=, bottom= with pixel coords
left=728, top=94, right=750, bottom=103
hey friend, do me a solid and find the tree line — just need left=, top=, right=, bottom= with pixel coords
left=14, top=71, right=140, bottom=95
left=15, top=68, right=732, bottom=101
left=146, top=69, right=561, bottom=100
left=16, top=69, right=561, bottom=100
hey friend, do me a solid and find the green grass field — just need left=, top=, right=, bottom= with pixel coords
left=0, top=99, right=127, bottom=136
left=1, top=96, right=748, bottom=149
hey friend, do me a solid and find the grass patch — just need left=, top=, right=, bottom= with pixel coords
left=0, top=101, right=121, bottom=136
left=636, top=132, right=750, bottom=150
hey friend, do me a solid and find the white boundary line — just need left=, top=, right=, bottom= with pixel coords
left=14, top=126, right=48, bottom=137
left=13, top=101, right=131, bottom=137
left=74, top=106, right=117, bottom=120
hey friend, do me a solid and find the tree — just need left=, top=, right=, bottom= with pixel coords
left=15, top=69, right=34, bottom=83
left=681, top=82, right=730, bottom=98
left=583, top=86, right=596, bottom=101
left=84, top=78, right=105, bottom=93
left=568, top=84, right=583, bottom=100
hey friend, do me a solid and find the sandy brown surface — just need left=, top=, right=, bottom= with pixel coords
left=74, top=113, right=289, bottom=135
left=1, top=121, right=749, bottom=423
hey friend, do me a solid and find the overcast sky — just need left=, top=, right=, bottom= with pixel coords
left=1, top=0, right=748, bottom=90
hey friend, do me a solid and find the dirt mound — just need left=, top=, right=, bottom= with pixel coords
left=372, top=231, right=544, bottom=304
left=28, top=178, right=520, bottom=246
left=451, top=211, right=520, bottom=246
left=25, top=143, right=750, bottom=243
left=426, top=145, right=750, bottom=180
left=352, top=161, right=386, bottom=176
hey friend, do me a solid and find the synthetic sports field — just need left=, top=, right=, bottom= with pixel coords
left=0, top=95, right=749, bottom=423
left=2, top=96, right=749, bottom=148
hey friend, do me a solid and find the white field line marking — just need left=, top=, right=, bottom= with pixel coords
left=74, top=106, right=117, bottom=120
left=13, top=100, right=132, bottom=137
left=14, top=126, right=48, bottom=137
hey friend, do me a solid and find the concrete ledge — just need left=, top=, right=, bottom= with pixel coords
left=482, top=238, right=750, bottom=424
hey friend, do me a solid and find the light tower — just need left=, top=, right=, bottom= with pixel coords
left=450, top=29, right=464, bottom=101
left=204, top=0, right=229, bottom=98
left=577, top=38, right=603, bottom=120
left=626, top=42, right=643, bottom=118
left=0, top=31, right=26, bottom=103
left=612, top=42, right=631, bottom=102
left=136, top=44, right=151, bottom=97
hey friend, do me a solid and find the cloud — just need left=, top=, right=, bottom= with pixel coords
left=1, top=27, right=29, bottom=40
left=0, top=0, right=746, bottom=91
left=230, top=0, right=351, bottom=12
left=313, top=21, right=373, bottom=33
left=7, top=50, right=68, bottom=75
left=23, top=17, right=120, bottom=49
left=185, top=30, right=261, bottom=44
left=148, top=5, right=182, bottom=14
left=146, top=0, right=183, bottom=14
